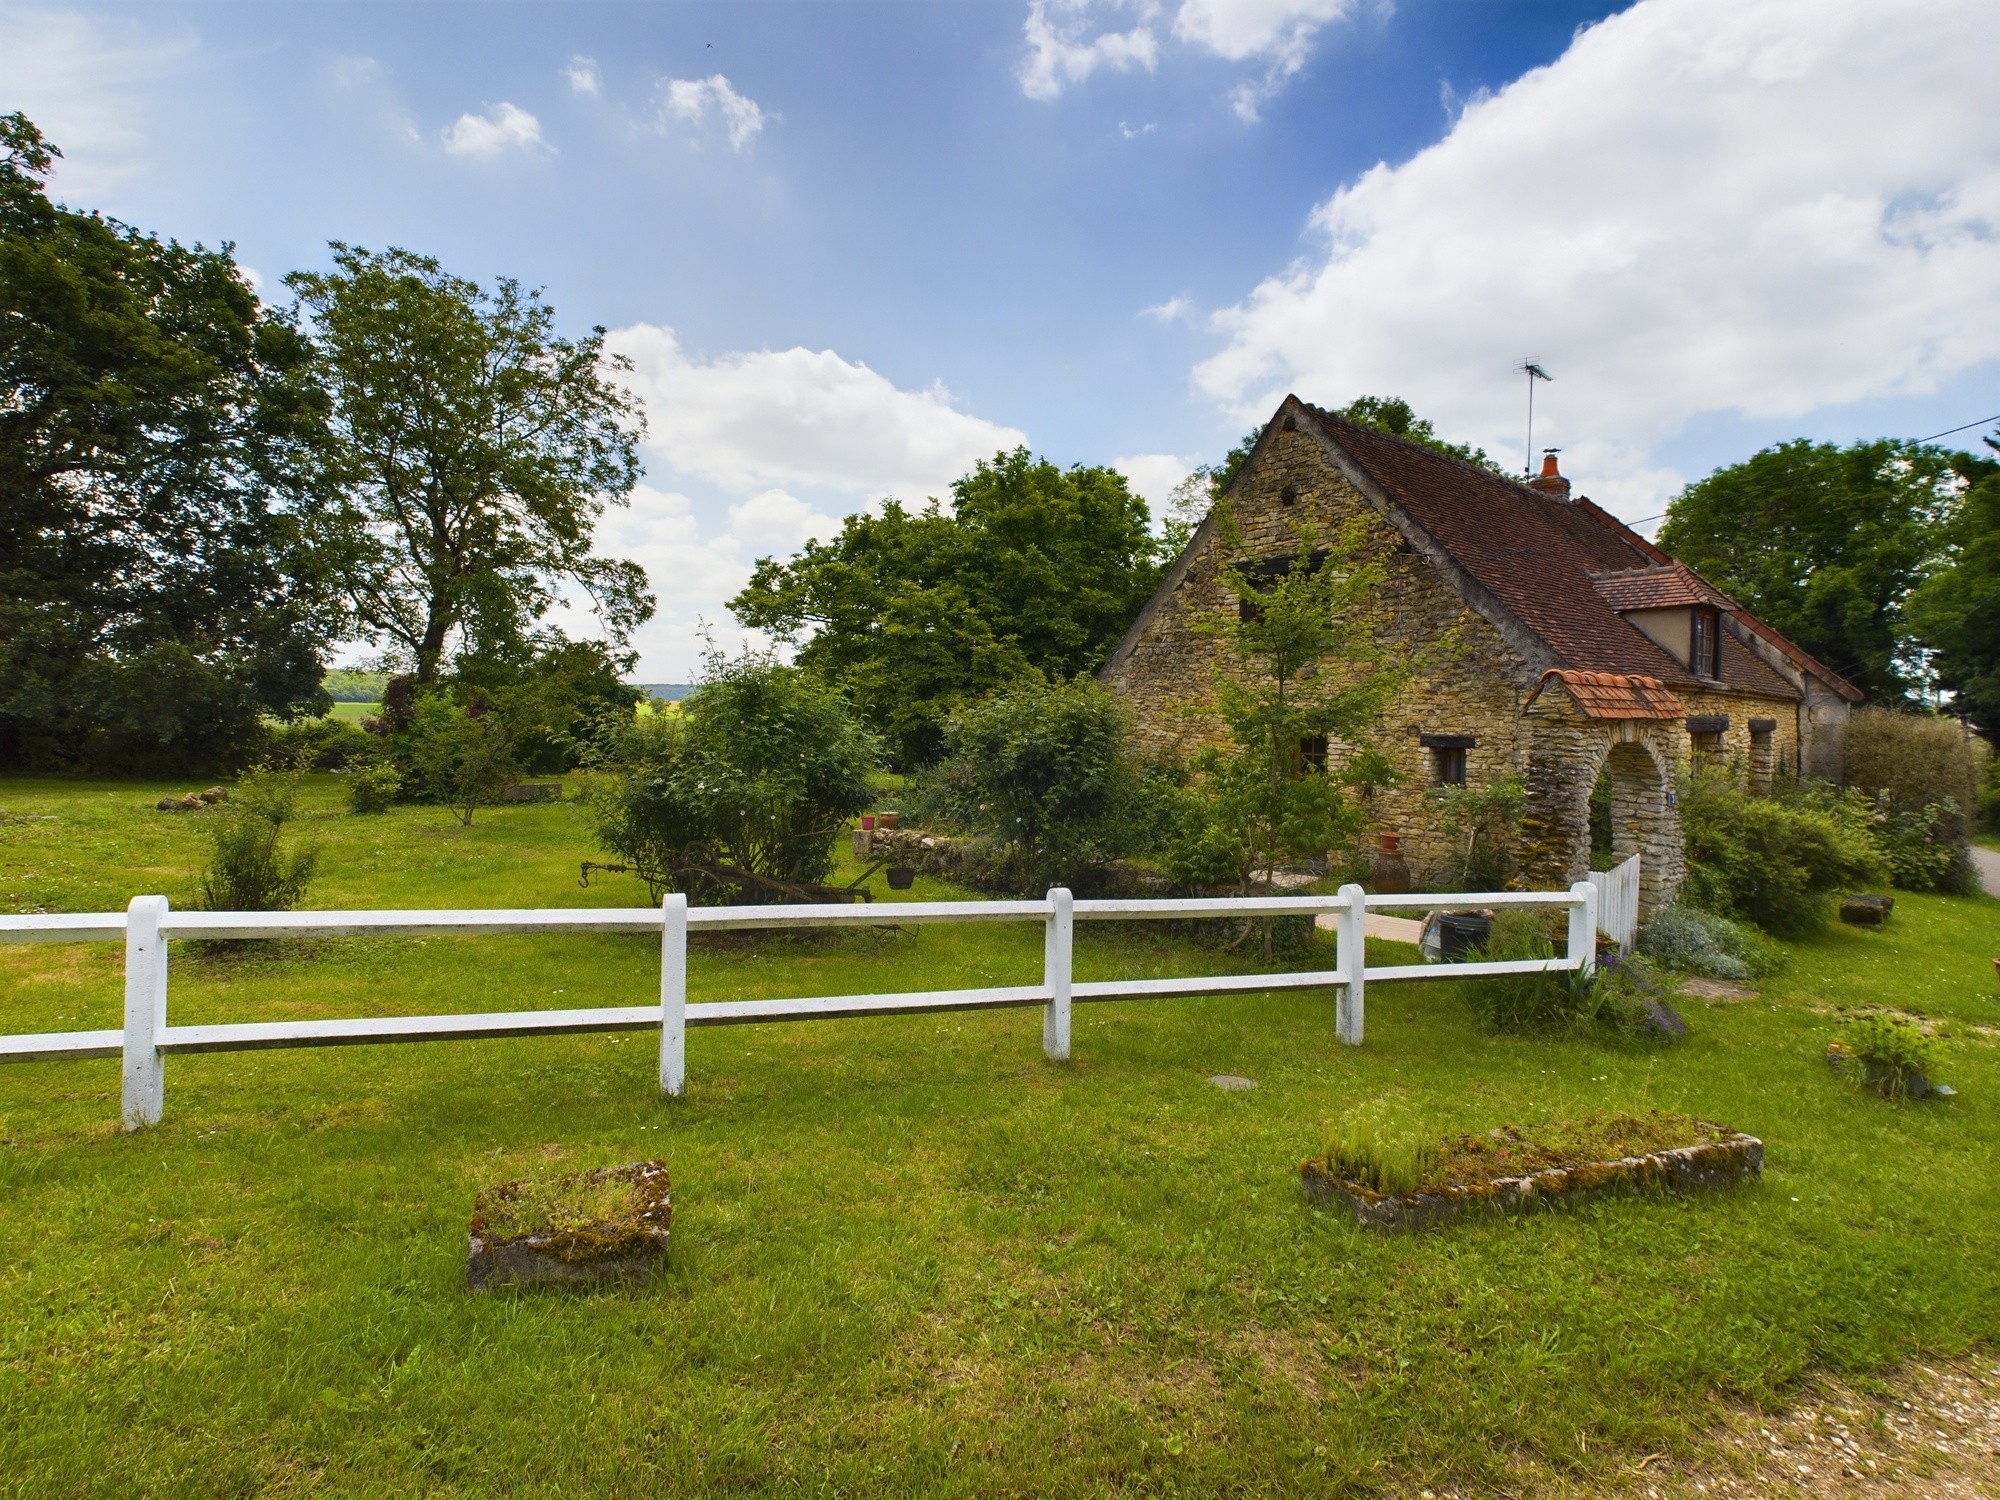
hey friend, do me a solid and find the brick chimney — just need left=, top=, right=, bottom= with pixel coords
left=1527, top=448, right=1571, bottom=501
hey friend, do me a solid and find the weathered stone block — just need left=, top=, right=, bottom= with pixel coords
left=1840, top=894, right=1894, bottom=927
left=467, top=1160, right=671, bottom=1292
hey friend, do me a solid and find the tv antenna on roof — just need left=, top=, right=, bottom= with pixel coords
left=1520, top=362, right=1553, bottom=476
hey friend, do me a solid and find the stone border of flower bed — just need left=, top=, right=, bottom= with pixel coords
left=1300, top=1132, right=1763, bottom=1233
left=467, top=1160, right=672, bottom=1292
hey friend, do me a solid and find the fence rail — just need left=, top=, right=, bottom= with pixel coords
left=1, top=882, right=1597, bottom=1130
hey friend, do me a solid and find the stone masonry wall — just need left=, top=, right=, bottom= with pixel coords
left=1102, top=424, right=1540, bottom=887
left=1102, top=419, right=1807, bottom=904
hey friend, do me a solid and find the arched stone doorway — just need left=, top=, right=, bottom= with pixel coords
left=1585, top=731, right=1684, bottom=914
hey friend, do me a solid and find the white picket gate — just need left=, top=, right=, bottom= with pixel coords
left=1588, top=855, right=1641, bottom=955
left=0, top=881, right=1598, bottom=1130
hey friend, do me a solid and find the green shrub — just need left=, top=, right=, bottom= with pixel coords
left=588, top=653, right=879, bottom=902
left=1833, top=1013, right=1944, bottom=1099
left=1678, top=773, right=1884, bottom=936
left=1428, top=774, right=1525, bottom=890
left=194, top=772, right=317, bottom=912
left=346, top=763, right=401, bottom=814
left=1636, top=905, right=1788, bottom=980
left=916, top=677, right=1161, bottom=895
left=1319, top=1102, right=1435, bottom=1195
left=264, top=715, right=375, bottom=771
left=1980, top=749, right=2000, bottom=832
left=1845, top=706, right=1980, bottom=822
left=397, top=692, right=520, bottom=826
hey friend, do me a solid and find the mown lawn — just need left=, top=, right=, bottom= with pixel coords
left=1, top=775, right=1997, bottom=1497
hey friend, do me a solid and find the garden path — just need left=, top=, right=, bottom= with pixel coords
left=1969, top=844, right=2000, bottom=900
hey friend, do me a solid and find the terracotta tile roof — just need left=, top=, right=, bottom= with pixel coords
left=1589, top=562, right=1731, bottom=612
left=1527, top=670, right=1686, bottom=721
left=1303, top=404, right=1803, bottom=702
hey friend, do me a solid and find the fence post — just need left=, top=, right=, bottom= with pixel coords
left=1335, top=883, right=1366, bottom=1045
left=121, top=895, right=168, bottom=1131
left=659, top=892, right=688, bottom=1098
left=1043, top=887, right=1073, bottom=1062
left=1567, top=880, right=1598, bottom=980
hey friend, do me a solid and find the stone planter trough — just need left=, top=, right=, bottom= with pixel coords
left=468, top=1160, right=672, bottom=1291
left=1301, top=1131, right=1763, bottom=1233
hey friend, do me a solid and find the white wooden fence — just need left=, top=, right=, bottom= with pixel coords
left=1588, top=855, right=1642, bottom=955
left=0, top=882, right=1597, bottom=1130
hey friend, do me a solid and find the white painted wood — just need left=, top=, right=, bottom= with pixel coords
left=1359, top=890, right=1586, bottom=910
left=1336, top=882, right=1367, bottom=1045
left=1073, top=970, right=1346, bottom=1002
left=0, top=912, right=126, bottom=943
left=1568, top=880, right=1600, bottom=979
left=160, top=1006, right=660, bottom=1052
left=686, top=985, right=1050, bottom=1026
left=1363, top=957, right=1576, bottom=984
left=160, top=907, right=665, bottom=940
left=692, top=899, right=1050, bottom=930
left=121, top=895, right=167, bottom=1131
left=0, top=1028, right=124, bottom=1061
left=1587, top=855, right=1640, bottom=955
left=1075, top=895, right=1352, bottom=920
left=1043, top=887, right=1073, bottom=1062
left=660, top=893, right=688, bottom=1098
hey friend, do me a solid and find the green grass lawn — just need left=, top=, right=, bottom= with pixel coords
left=2, top=774, right=1998, bottom=1497
left=325, top=701, right=379, bottom=725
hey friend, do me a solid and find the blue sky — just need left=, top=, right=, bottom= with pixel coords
left=5, top=0, right=1997, bottom=675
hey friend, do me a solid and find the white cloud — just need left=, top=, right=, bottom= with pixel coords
left=1194, top=0, right=2000, bottom=515
left=0, top=5, right=197, bottom=194
left=607, top=323, right=1026, bottom=501
left=1114, top=453, right=1196, bottom=510
left=727, top=489, right=844, bottom=556
left=1019, top=0, right=1161, bottom=101
left=440, top=102, right=545, bottom=157
left=660, top=74, right=765, bottom=149
left=1019, top=0, right=1357, bottom=110
left=1172, top=0, right=1355, bottom=64
left=1142, top=295, right=1194, bottom=323
left=565, top=56, right=600, bottom=97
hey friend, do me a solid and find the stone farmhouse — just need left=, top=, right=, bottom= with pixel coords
left=1100, top=395, right=1863, bottom=913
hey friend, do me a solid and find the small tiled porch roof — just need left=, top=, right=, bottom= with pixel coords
left=1525, top=670, right=1687, bottom=721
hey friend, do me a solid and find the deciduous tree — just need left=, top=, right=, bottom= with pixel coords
left=287, top=245, right=652, bottom=684
left=732, top=449, right=1164, bottom=765
left=0, top=113, right=334, bottom=771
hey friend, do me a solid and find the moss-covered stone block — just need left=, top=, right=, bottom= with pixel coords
left=467, top=1160, right=671, bottom=1292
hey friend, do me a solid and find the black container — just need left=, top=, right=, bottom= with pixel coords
left=886, top=866, right=917, bottom=890
left=1422, top=911, right=1491, bottom=962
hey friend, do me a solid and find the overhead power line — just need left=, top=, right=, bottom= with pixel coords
left=1915, top=412, right=2000, bottom=444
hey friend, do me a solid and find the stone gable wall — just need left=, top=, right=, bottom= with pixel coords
left=1102, top=423, right=1808, bottom=903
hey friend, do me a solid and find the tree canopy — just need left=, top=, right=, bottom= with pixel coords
left=1906, top=458, right=2000, bottom=738
left=731, top=448, right=1166, bottom=766
left=1658, top=439, right=1987, bottom=703
left=0, top=113, right=334, bottom=771
left=287, top=245, right=652, bottom=684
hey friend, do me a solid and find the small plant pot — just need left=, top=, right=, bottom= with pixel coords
left=886, top=866, right=916, bottom=890
left=877, top=811, right=900, bottom=829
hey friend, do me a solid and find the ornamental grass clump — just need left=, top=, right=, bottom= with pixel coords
left=1833, top=1012, right=1944, bottom=1099
left=1319, top=1102, right=1435, bottom=1196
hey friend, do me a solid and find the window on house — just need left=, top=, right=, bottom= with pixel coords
left=1686, top=715, right=1728, bottom=765
left=1298, top=735, right=1328, bottom=773
left=1690, top=608, right=1720, bottom=677
left=1420, top=733, right=1474, bottom=786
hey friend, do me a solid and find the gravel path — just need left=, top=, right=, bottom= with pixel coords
left=1420, top=1351, right=2000, bottom=1499
left=1970, top=844, right=2000, bottom=899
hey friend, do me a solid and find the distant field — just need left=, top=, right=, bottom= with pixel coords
left=326, top=700, right=378, bottom=724
left=1, top=774, right=1996, bottom=1495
